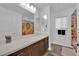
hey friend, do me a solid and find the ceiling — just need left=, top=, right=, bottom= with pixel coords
left=0, top=3, right=76, bottom=14
left=0, top=3, right=34, bottom=19
left=0, top=3, right=76, bottom=19
left=31, top=3, right=76, bottom=13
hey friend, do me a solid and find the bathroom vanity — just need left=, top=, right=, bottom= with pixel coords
left=0, top=33, right=48, bottom=56
left=9, top=36, right=48, bottom=56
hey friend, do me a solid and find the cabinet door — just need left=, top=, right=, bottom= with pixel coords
left=44, top=37, right=49, bottom=51
left=39, top=40, right=45, bottom=55
left=30, top=43, right=40, bottom=56
left=23, top=47, right=30, bottom=56
left=29, top=39, right=48, bottom=56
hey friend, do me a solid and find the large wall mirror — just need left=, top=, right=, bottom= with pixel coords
left=22, top=11, right=34, bottom=35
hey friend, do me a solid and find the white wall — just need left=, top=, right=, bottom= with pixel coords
left=50, top=6, right=76, bottom=47
left=0, top=6, right=22, bottom=40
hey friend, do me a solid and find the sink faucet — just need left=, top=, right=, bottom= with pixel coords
left=5, top=35, right=12, bottom=43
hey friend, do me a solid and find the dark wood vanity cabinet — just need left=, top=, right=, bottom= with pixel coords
left=9, top=37, right=48, bottom=56
left=9, top=47, right=30, bottom=56
left=44, top=37, right=49, bottom=51
left=30, top=42, right=42, bottom=56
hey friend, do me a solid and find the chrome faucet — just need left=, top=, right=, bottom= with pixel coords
left=5, top=35, right=11, bottom=43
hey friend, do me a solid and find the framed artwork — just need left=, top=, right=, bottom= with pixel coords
left=22, top=20, right=34, bottom=35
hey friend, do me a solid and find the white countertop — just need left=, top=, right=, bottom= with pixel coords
left=0, top=32, right=48, bottom=56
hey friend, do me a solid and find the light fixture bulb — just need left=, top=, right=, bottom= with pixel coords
left=43, top=15, right=47, bottom=20
left=34, top=7, right=36, bottom=12
left=26, top=3, right=30, bottom=8
left=30, top=5, right=34, bottom=10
